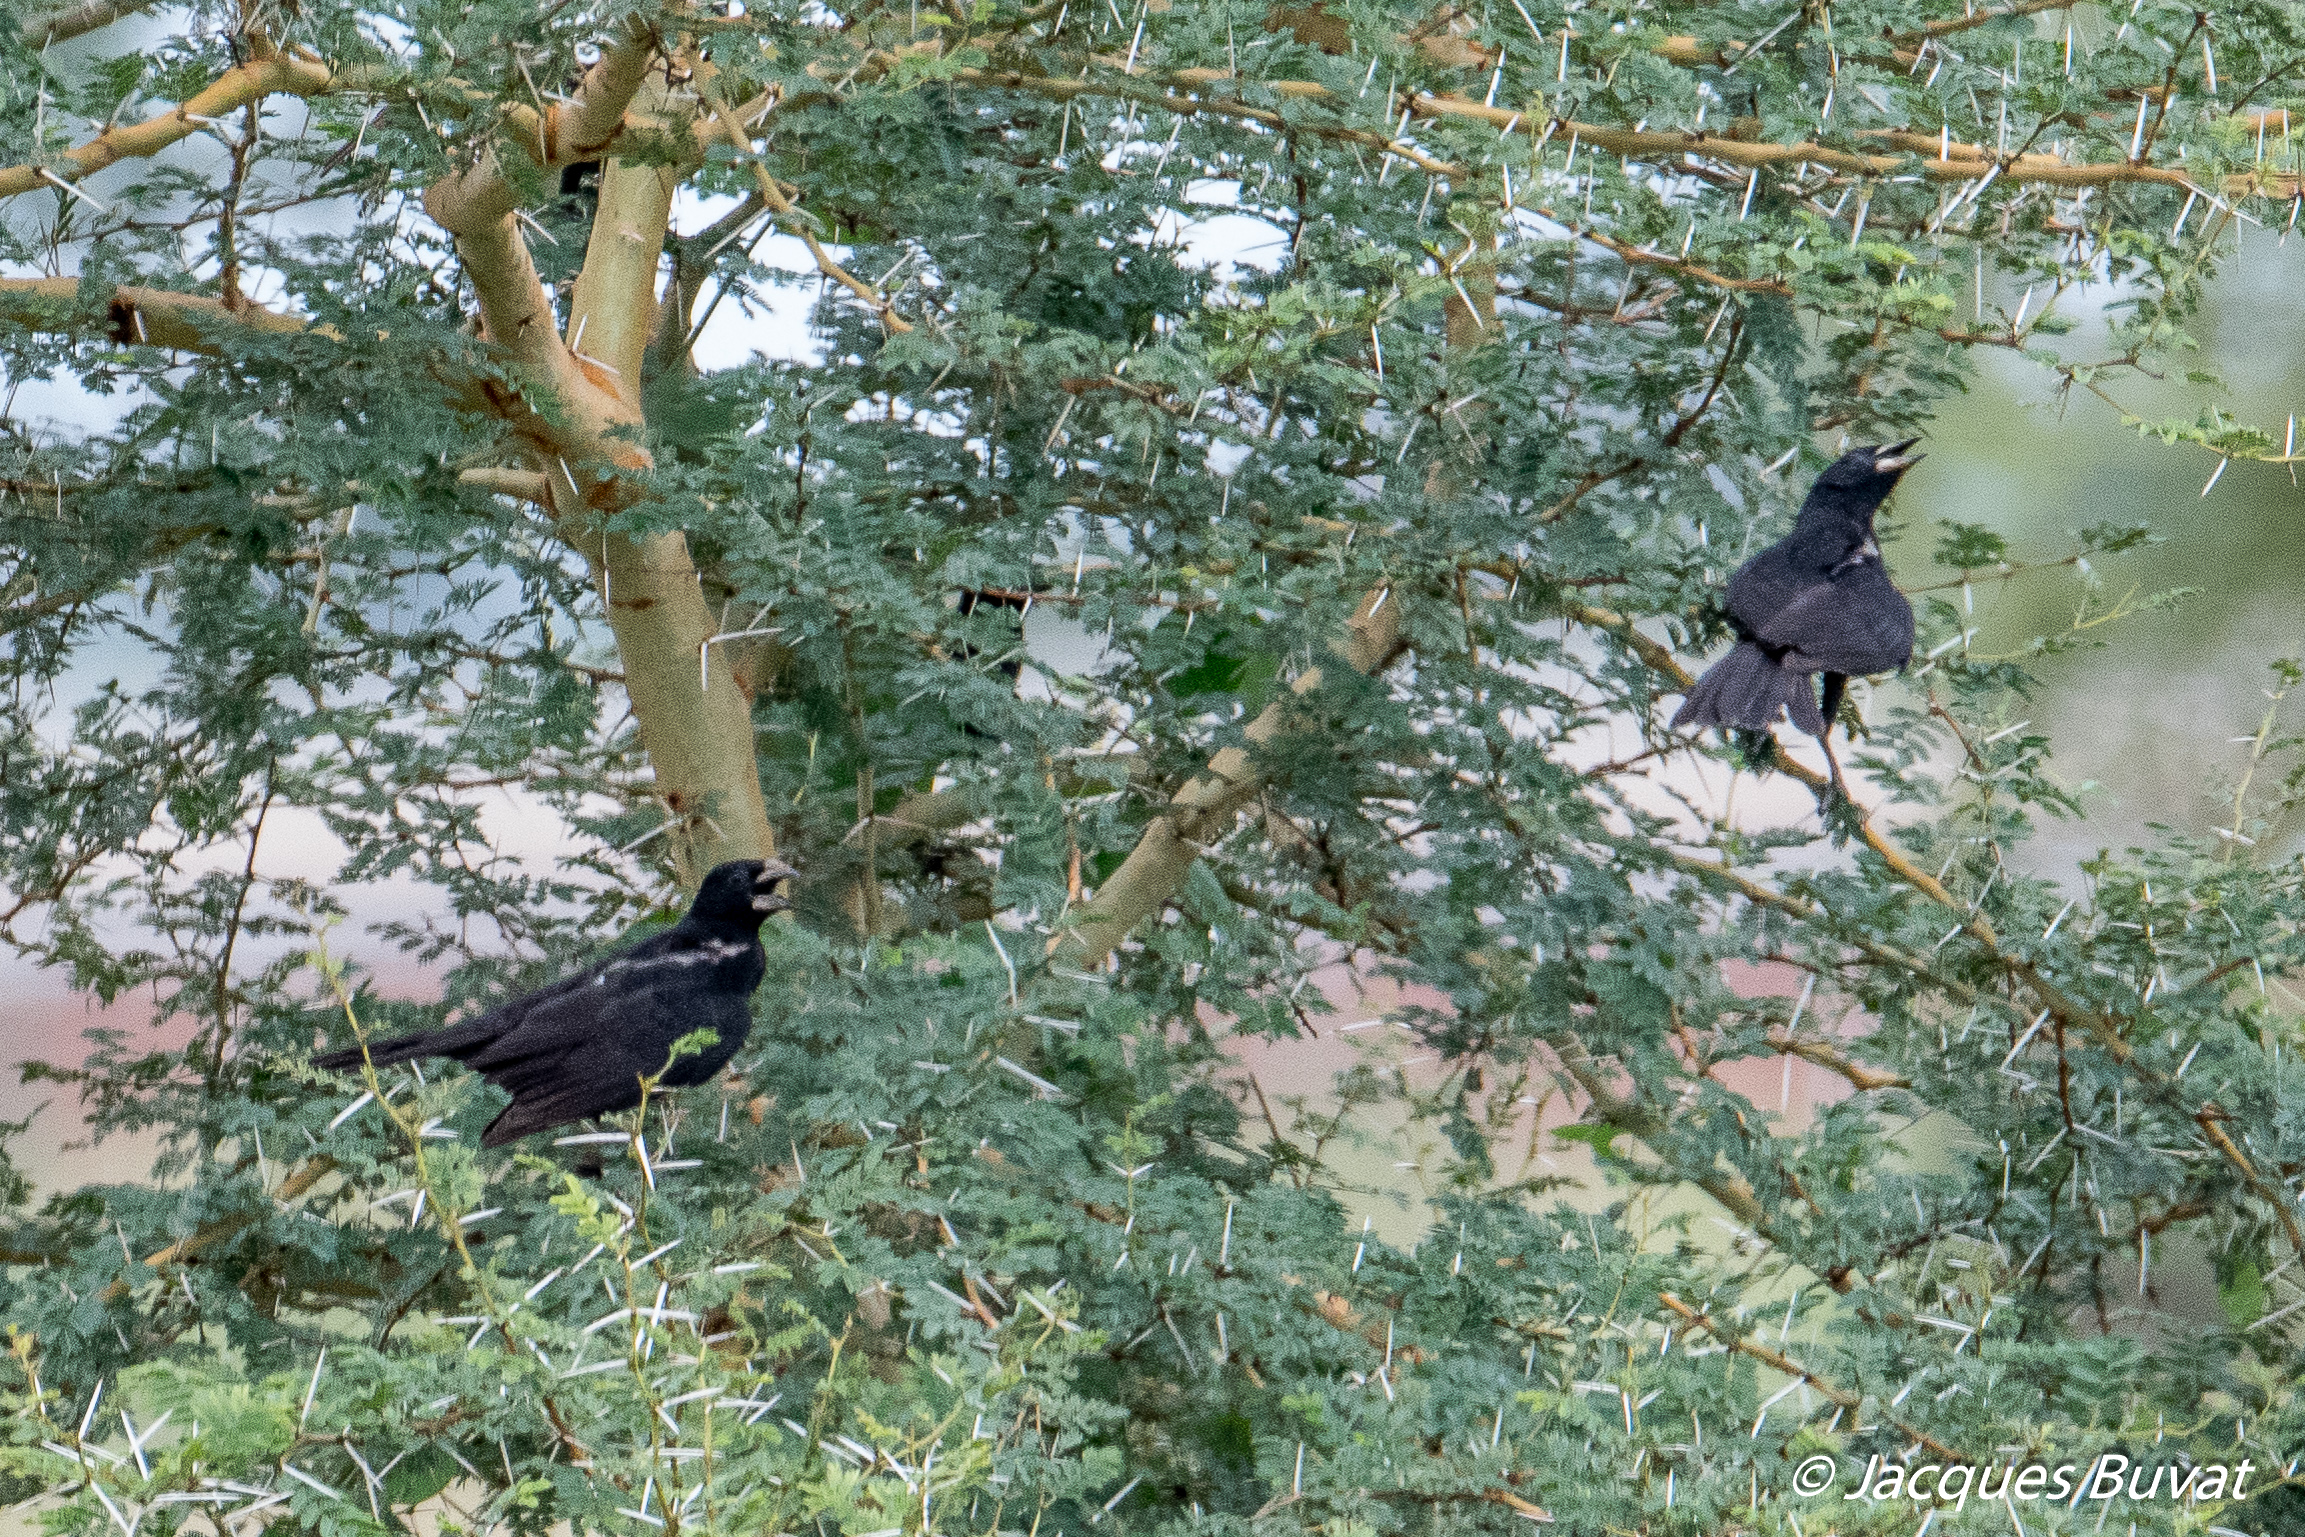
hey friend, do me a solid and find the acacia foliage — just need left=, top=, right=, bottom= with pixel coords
left=3, top=0, right=2305, bottom=1534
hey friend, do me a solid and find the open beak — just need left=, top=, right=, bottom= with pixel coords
left=751, top=859, right=798, bottom=914
left=1873, top=436, right=1925, bottom=473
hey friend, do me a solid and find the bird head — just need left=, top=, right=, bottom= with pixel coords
left=1801, top=438, right=1924, bottom=522
left=691, top=858, right=799, bottom=926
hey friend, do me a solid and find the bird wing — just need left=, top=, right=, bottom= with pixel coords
left=467, top=981, right=752, bottom=1146
left=471, top=967, right=649, bottom=1072
left=463, top=935, right=751, bottom=1081
left=318, top=928, right=679, bottom=1072
left=1722, top=547, right=1807, bottom=633
left=1752, top=558, right=1914, bottom=675
left=455, top=973, right=686, bottom=1119
left=444, top=936, right=657, bottom=1043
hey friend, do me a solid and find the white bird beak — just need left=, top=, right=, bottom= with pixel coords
left=1873, top=437, right=1925, bottom=473
left=751, top=860, right=797, bottom=913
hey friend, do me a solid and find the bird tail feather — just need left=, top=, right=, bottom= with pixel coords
left=479, top=1101, right=539, bottom=1149
left=312, top=1017, right=496, bottom=1074
left=1672, top=641, right=1824, bottom=736
left=481, top=1085, right=635, bottom=1148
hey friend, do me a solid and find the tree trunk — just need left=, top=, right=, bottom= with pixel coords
left=424, top=46, right=778, bottom=891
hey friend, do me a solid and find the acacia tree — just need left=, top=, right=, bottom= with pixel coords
left=5, top=0, right=2305, bottom=1532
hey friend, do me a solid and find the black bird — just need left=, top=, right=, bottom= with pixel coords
left=1673, top=440, right=1922, bottom=751
left=315, top=859, right=796, bottom=1147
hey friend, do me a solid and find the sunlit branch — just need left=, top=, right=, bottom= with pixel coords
left=954, top=60, right=2206, bottom=199
left=458, top=466, right=554, bottom=504
left=19, top=0, right=161, bottom=48
left=0, top=274, right=330, bottom=348
left=0, top=52, right=339, bottom=206
left=1050, top=588, right=1401, bottom=966
left=423, top=13, right=664, bottom=236
left=1655, top=0, right=2087, bottom=69
left=951, top=65, right=1463, bottom=180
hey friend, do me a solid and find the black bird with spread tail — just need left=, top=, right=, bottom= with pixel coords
left=316, top=859, right=795, bottom=1146
left=1673, top=439, right=1923, bottom=748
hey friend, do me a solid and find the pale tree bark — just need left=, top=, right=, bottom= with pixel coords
left=568, top=152, right=778, bottom=886
left=0, top=9, right=785, bottom=893
left=0, top=51, right=338, bottom=202
left=1051, top=592, right=1402, bottom=967
left=419, top=24, right=777, bottom=888
left=1046, top=248, right=1491, bottom=967
left=19, top=0, right=159, bottom=48
left=0, top=276, right=331, bottom=346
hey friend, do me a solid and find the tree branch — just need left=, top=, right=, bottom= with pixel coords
left=569, top=140, right=680, bottom=395
left=952, top=65, right=1464, bottom=180
left=1769, top=1028, right=1909, bottom=1093
left=0, top=275, right=331, bottom=348
left=1561, top=598, right=2305, bottom=1254
left=1659, top=1292, right=1963, bottom=1461
left=0, top=52, right=339, bottom=206
left=470, top=45, right=784, bottom=888
left=1, top=1156, right=339, bottom=1283
left=18, top=0, right=161, bottom=48
left=0, top=51, right=779, bottom=894
left=458, top=466, right=554, bottom=503
left=1654, top=0, right=2081, bottom=69
left=1551, top=1030, right=1779, bottom=1247
left=955, top=61, right=2204, bottom=201
left=423, top=13, right=663, bottom=236
left=696, top=81, right=916, bottom=335
left=1050, top=588, right=1400, bottom=967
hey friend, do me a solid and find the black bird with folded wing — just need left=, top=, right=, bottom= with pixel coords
left=1673, top=439, right=1922, bottom=743
left=315, top=859, right=796, bottom=1147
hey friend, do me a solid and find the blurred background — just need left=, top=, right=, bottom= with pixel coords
left=1911, top=225, right=2305, bottom=883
